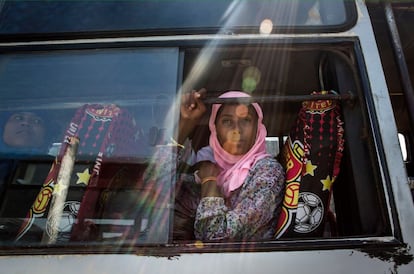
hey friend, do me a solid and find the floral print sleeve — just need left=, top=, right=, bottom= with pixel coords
left=194, top=157, right=285, bottom=241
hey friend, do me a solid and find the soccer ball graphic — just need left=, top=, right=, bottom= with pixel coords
left=59, top=201, right=80, bottom=232
left=45, top=201, right=80, bottom=242
left=294, top=192, right=324, bottom=233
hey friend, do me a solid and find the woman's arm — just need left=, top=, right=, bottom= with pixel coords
left=143, top=88, right=207, bottom=193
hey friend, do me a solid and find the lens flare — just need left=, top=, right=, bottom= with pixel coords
left=242, top=66, right=261, bottom=93
left=260, top=18, right=273, bottom=35
left=229, top=130, right=241, bottom=142
left=235, top=104, right=249, bottom=118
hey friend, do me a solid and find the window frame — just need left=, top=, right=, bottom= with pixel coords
left=0, top=0, right=358, bottom=43
left=0, top=36, right=405, bottom=255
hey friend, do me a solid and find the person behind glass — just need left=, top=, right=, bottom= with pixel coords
left=2, top=112, right=46, bottom=152
left=193, top=91, right=285, bottom=241
left=0, top=111, right=47, bottom=194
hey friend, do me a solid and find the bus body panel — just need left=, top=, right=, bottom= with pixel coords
left=0, top=249, right=405, bottom=274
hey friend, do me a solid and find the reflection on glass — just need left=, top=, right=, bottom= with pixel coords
left=0, top=48, right=179, bottom=246
left=260, top=19, right=273, bottom=34
left=0, top=0, right=350, bottom=35
left=399, top=133, right=408, bottom=161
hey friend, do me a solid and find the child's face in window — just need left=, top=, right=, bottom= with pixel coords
left=3, top=112, right=46, bottom=149
left=215, top=104, right=258, bottom=155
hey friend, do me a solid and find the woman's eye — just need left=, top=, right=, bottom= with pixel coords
left=241, top=118, right=252, bottom=125
left=222, top=119, right=233, bottom=127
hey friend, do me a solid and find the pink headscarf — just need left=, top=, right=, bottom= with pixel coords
left=209, top=91, right=269, bottom=197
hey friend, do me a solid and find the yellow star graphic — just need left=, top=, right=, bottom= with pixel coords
left=321, top=175, right=333, bottom=191
left=76, top=168, right=91, bottom=186
left=304, top=160, right=317, bottom=176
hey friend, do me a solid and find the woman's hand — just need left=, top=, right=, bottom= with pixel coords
left=198, top=161, right=220, bottom=179
left=198, top=161, right=222, bottom=198
left=177, top=88, right=207, bottom=144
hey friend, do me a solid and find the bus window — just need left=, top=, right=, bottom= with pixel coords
left=0, top=41, right=394, bottom=247
left=0, top=47, right=180, bottom=244
left=0, top=0, right=356, bottom=39
left=183, top=44, right=391, bottom=239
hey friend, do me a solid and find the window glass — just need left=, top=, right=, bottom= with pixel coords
left=0, top=0, right=354, bottom=37
left=0, top=47, right=179, bottom=245
left=0, top=42, right=394, bottom=251
left=0, top=47, right=179, bottom=152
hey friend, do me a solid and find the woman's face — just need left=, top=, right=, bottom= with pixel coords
left=215, top=104, right=258, bottom=155
left=3, top=112, right=46, bottom=148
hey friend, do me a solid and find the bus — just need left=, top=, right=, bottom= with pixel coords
left=0, top=0, right=413, bottom=273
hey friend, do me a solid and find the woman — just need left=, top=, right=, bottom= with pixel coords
left=144, top=90, right=284, bottom=241
left=193, top=91, right=285, bottom=241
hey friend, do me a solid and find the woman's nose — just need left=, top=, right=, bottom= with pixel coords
left=235, top=121, right=243, bottom=132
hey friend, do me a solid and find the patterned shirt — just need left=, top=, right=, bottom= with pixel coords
left=143, top=145, right=285, bottom=242
left=194, top=156, right=285, bottom=241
